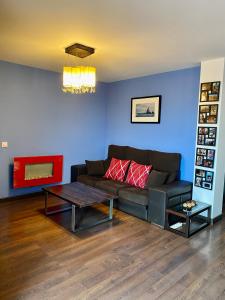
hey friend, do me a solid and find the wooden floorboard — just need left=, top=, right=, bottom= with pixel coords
left=0, top=195, right=225, bottom=300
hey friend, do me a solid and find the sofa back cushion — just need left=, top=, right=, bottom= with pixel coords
left=151, top=151, right=181, bottom=182
left=85, top=160, right=105, bottom=176
left=107, top=145, right=181, bottom=184
left=126, top=161, right=152, bottom=189
left=125, top=146, right=150, bottom=165
left=108, top=145, right=127, bottom=160
left=104, top=158, right=130, bottom=182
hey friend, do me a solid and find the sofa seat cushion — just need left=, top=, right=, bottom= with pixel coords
left=150, top=180, right=192, bottom=198
left=95, top=180, right=130, bottom=195
left=118, top=187, right=148, bottom=206
left=77, top=175, right=106, bottom=187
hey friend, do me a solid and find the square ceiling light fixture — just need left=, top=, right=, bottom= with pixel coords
left=62, top=43, right=96, bottom=94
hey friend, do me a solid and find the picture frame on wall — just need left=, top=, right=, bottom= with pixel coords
left=196, top=148, right=215, bottom=169
left=198, top=104, right=218, bottom=124
left=197, top=127, right=217, bottom=146
left=131, top=95, right=161, bottom=123
left=195, top=168, right=214, bottom=190
left=200, top=81, right=220, bottom=102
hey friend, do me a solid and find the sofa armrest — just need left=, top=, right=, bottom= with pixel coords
left=71, top=164, right=87, bottom=182
left=147, top=180, right=192, bottom=228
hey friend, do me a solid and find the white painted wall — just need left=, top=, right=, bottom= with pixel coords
left=193, top=58, right=225, bottom=219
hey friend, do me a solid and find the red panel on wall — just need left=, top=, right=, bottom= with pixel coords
left=13, top=155, right=63, bottom=188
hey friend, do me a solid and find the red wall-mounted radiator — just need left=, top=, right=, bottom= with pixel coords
left=13, top=155, right=63, bottom=188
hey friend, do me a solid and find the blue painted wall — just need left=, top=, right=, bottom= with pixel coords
left=0, top=61, right=107, bottom=198
left=0, top=61, right=200, bottom=199
left=105, top=67, right=200, bottom=181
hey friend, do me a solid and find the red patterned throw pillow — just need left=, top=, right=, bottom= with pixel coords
left=104, top=158, right=130, bottom=182
left=126, top=161, right=152, bottom=189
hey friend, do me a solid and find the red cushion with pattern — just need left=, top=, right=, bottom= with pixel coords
left=126, top=161, right=152, bottom=189
left=104, top=158, right=130, bottom=182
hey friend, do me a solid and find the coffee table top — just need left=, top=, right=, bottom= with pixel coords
left=43, top=182, right=117, bottom=208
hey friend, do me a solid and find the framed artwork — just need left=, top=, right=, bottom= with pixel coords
left=195, top=169, right=214, bottom=190
left=131, top=95, right=161, bottom=123
left=196, top=148, right=215, bottom=169
left=199, top=104, right=218, bottom=124
left=200, top=81, right=220, bottom=102
left=197, top=127, right=217, bottom=146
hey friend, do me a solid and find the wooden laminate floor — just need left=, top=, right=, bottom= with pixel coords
left=0, top=194, right=225, bottom=300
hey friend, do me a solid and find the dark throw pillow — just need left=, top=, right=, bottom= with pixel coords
left=103, top=159, right=111, bottom=174
left=166, top=171, right=178, bottom=184
left=146, top=170, right=168, bottom=188
left=85, top=160, right=105, bottom=176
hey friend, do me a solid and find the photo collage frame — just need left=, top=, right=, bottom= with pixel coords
left=197, top=127, right=217, bottom=146
left=195, top=81, right=220, bottom=190
left=196, top=148, right=215, bottom=169
left=199, top=104, right=218, bottom=124
left=195, top=169, right=214, bottom=190
left=200, top=81, right=220, bottom=102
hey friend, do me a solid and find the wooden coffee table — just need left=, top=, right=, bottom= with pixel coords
left=43, top=182, right=117, bottom=232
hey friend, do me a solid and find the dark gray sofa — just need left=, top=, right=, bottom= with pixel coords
left=71, top=145, right=192, bottom=228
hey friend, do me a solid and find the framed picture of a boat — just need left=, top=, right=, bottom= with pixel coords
left=131, top=95, right=161, bottom=123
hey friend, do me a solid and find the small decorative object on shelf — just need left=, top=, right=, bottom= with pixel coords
left=182, top=200, right=197, bottom=211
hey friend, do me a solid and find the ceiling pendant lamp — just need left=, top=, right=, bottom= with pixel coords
left=62, top=43, right=96, bottom=94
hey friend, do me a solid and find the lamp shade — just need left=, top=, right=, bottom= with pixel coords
left=62, top=66, right=96, bottom=94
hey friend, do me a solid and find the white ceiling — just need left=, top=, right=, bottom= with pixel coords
left=1, top=0, right=225, bottom=82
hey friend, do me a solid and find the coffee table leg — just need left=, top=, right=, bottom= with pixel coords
left=186, top=216, right=190, bottom=238
left=207, top=206, right=211, bottom=225
left=109, top=199, right=113, bottom=220
left=71, top=205, right=76, bottom=232
left=44, top=191, right=72, bottom=215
